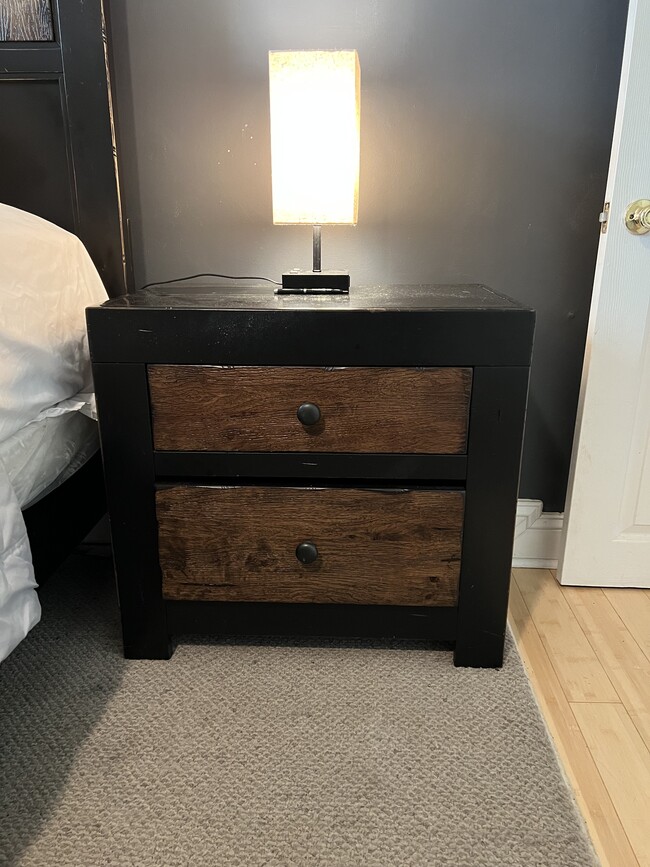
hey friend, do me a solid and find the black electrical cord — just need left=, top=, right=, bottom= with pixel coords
left=139, top=272, right=282, bottom=291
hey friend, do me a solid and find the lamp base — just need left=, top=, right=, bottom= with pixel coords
left=277, top=270, right=350, bottom=294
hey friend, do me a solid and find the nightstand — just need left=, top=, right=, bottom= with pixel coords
left=87, top=284, right=534, bottom=667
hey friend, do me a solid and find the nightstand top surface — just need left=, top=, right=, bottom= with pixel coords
left=88, top=283, right=535, bottom=367
left=98, top=283, right=530, bottom=312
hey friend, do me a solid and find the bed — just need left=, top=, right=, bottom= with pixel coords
left=0, top=203, right=109, bottom=660
left=0, top=0, right=128, bottom=661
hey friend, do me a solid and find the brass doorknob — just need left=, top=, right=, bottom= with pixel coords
left=625, top=199, right=650, bottom=235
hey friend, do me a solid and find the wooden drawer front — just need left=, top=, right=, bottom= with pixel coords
left=148, top=366, right=471, bottom=454
left=157, top=486, right=463, bottom=606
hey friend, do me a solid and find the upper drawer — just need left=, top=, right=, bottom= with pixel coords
left=148, top=365, right=472, bottom=454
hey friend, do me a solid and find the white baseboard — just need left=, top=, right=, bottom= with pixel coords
left=512, top=499, right=563, bottom=569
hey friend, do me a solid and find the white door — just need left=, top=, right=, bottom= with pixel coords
left=559, top=0, right=650, bottom=587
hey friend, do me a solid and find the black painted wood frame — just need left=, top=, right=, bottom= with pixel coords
left=92, top=363, right=171, bottom=658
left=22, top=451, right=106, bottom=582
left=0, top=0, right=129, bottom=295
left=455, top=367, right=530, bottom=667
left=88, top=286, right=534, bottom=667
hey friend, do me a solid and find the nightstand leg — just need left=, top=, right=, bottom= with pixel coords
left=117, top=578, right=172, bottom=660
left=93, top=362, right=173, bottom=659
left=454, top=367, right=530, bottom=668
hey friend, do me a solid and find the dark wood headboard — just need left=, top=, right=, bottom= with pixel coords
left=0, top=0, right=130, bottom=296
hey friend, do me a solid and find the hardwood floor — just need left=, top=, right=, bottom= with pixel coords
left=509, top=568, right=650, bottom=867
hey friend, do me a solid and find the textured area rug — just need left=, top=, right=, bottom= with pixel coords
left=0, top=554, right=596, bottom=867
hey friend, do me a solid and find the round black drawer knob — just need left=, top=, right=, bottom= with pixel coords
left=297, top=402, right=321, bottom=426
left=296, top=542, right=319, bottom=564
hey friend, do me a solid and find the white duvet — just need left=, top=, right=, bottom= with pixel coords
left=0, top=204, right=107, bottom=661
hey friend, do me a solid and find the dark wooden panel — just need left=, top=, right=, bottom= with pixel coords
left=157, top=486, right=464, bottom=606
left=454, top=367, right=531, bottom=668
left=154, top=451, right=468, bottom=481
left=87, top=302, right=536, bottom=367
left=149, top=366, right=472, bottom=454
left=93, top=363, right=171, bottom=658
left=0, top=0, right=53, bottom=40
left=22, top=451, right=105, bottom=582
left=116, top=284, right=525, bottom=311
left=0, top=44, right=62, bottom=73
left=166, top=599, right=458, bottom=642
left=57, top=0, right=129, bottom=294
left=0, top=0, right=130, bottom=295
left=0, top=79, right=74, bottom=230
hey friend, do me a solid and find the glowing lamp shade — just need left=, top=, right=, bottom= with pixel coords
left=269, top=50, right=360, bottom=226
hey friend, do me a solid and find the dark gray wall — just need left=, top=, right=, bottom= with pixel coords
left=108, top=0, right=627, bottom=511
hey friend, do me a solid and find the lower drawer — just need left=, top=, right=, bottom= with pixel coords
left=156, top=485, right=463, bottom=606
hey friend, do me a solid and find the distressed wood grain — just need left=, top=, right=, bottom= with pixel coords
left=0, top=0, right=53, bottom=40
left=157, top=485, right=463, bottom=606
left=149, top=365, right=472, bottom=454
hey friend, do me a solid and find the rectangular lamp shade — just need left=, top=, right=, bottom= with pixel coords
left=269, top=49, right=360, bottom=226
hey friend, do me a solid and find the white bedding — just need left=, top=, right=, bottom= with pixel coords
left=0, top=457, right=39, bottom=662
left=1, top=411, right=99, bottom=510
left=0, top=204, right=107, bottom=662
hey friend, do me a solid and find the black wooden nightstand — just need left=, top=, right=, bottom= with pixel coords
left=87, top=284, right=534, bottom=667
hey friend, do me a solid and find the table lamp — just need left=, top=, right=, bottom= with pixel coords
left=269, top=49, right=360, bottom=294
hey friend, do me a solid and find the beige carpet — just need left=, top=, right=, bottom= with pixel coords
left=0, top=554, right=597, bottom=867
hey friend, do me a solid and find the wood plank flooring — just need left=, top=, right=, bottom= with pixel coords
left=509, top=568, right=650, bottom=867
